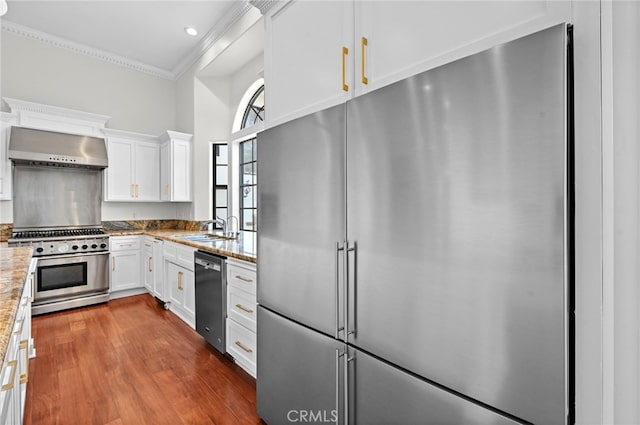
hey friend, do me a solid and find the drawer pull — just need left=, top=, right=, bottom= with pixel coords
left=361, top=36, right=369, bottom=85
left=235, top=341, right=253, bottom=353
left=235, top=304, right=254, bottom=314
left=19, top=340, right=29, bottom=384
left=1, top=361, right=17, bottom=391
left=342, top=46, right=349, bottom=92
left=235, top=275, right=253, bottom=283
left=13, top=319, right=24, bottom=336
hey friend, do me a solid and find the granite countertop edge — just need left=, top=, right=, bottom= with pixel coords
left=105, top=229, right=257, bottom=264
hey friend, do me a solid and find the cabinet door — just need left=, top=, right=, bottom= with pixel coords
left=171, top=140, right=191, bottom=201
left=354, top=0, right=571, bottom=96
left=105, top=138, right=134, bottom=201
left=0, top=120, right=12, bottom=200
left=110, top=251, right=141, bottom=291
left=182, top=269, right=195, bottom=321
left=265, top=0, right=354, bottom=126
left=152, top=240, right=164, bottom=299
left=134, top=142, right=160, bottom=201
left=167, top=262, right=185, bottom=309
left=160, top=142, right=170, bottom=201
left=143, top=242, right=154, bottom=293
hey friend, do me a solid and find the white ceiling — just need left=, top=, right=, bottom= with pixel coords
left=1, top=0, right=255, bottom=78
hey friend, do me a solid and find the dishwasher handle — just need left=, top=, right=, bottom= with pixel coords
left=195, top=257, right=221, bottom=271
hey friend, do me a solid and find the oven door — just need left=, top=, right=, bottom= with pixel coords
left=34, top=252, right=109, bottom=303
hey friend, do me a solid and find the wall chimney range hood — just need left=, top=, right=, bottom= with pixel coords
left=8, top=127, right=108, bottom=169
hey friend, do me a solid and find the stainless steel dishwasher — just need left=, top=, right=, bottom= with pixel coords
left=194, top=251, right=226, bottom=354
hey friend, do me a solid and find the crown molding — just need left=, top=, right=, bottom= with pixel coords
left=248, top=0, right=278, bottom=15
left=3, top=97, right=111, bottom=126
left=1, top=2, right=265, bottom=81
left=1, top=20, right=176, bottom=80
left=172, top=0, right=256, bottom=79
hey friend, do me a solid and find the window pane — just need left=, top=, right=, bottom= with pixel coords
left=242, top=209, right=256, bottom=231
left=215, top=189, right=227, bottom=208
left=242, top=141, right=254, bottom=163
left=241, top=163, right=254, bottom=186
left=216, top=165, right=228, bottom=185
left=216, top=145, right=228, bottom=164
left=243, top=186, right=254, bottom=209
left=216, top=208, right=227, bottom=220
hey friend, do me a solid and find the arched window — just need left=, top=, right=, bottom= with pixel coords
left=240, top=85, right=264, bottom=129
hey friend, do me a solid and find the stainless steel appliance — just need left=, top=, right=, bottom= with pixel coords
left=257, top=24, right=573, bottom=425
left=8, top=127, right=110, bottom=315
left=9, top=229, right=110, bottom=315
left=195, top=251, right=227, bottom=353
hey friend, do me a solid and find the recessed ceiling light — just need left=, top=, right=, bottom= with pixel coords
left=185, top=27, right=198, bottom=37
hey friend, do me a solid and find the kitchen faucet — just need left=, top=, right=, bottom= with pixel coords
left=226, top=216, right=239, bottom=238
left=214, top=216, right=227, bottom=235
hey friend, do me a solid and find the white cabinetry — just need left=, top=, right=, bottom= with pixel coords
left=0, top=258, right=35, bottom=425
left=143, top=237, right=164, bottom=301
left=226, top=259, right=257, bottom=377
left=264, top=0, right=571, bottom=126
left=160, top=131, right=192, bottom=202
left=110, top=236, right=142, bottom=292
left=164, top=241, right=196, bottom=328
left=0, top=113, right=16, bottom=201
left=103, top=129, right=160, bottom=202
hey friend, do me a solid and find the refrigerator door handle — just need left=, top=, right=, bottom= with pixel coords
left=335, top=348, right=344, bottom=424
left=345, top=241, right=357, bottom=337
left=336, top=242, right=345, bottom=339
left=344, top=349, right=354, bottom=425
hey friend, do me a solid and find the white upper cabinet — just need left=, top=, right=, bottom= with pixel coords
left=264, top=0, right=571, bottom=126
left=0, top=113, right=16, bottom=201
left=159, top=131, right=192, bottom=202
left=265, top=0, right=354, bottom=127
left=103, top=129, right=160, bottom=202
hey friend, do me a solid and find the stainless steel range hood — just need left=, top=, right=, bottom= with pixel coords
left=8, top=127, right=108, bottom=169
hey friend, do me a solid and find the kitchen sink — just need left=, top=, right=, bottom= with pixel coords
left=174, top=233, right=227, bottom=243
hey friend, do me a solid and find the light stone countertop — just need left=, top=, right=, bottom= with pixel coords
left=106, top=229, right=257, bottom=263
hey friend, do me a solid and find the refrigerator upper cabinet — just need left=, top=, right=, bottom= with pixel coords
left=257, top=104, right=346, bottom=337
left=257, top=307, right=345, bottom=425
left=345, top=24, right=569, bottom=424
left=350, top=348, right=521, bottom=425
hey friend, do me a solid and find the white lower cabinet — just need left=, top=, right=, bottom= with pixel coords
left=110, top=236, right=142, bottom=293
left=142, top=237, right=164, bottom=301
left=226, top=259, right=257, bottom=377
left=164, top=241, right=196, bottom=328
left=1, top=258, right=36, bottom=425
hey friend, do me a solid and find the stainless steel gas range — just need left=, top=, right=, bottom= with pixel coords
left=9, top=228, right=110, bottom=315
left=7, top=126, right=111, bottom=315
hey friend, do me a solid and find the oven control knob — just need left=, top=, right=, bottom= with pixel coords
left=91, top=244, right=98, bottom=249
left=82, top=244, right=88, bottom=250
left=57, top=244, right=69, bottom=253
left=36, top=247, right=44, bottom=253
left=72, top=245, right=79, bottom=250
left=100, top=243, right=107, bottom=249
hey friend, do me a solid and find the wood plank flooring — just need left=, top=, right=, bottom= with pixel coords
left=24, top=294, right=264, bottom=425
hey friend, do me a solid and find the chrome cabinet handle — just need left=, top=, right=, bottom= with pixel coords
left=112, top=257, right=116, bottom=271
left=235, top=340, right=253, bottom=353
left=235, top=304, right=254, bottom=314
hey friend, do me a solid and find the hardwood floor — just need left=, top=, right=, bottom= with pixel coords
left=24, top=294, right=264, bottom=425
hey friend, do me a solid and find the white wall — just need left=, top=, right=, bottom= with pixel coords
left=0, top=30, right=182, bottom=222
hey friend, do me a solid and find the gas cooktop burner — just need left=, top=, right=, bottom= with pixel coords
left=12, top=228, right=106, bottom=239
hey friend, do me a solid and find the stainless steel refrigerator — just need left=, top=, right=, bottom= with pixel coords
left=257, top=24, right=572, bottom=425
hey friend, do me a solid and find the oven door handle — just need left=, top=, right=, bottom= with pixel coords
left=38, top=251, right=110, bottom=261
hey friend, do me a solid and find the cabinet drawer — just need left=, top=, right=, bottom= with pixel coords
left=110, top=237, right=140, bottom=251
left=227, top=320, right=256, bottom=375
left=228, top=285, right=257, bottom=332
left=227, top=264, right=256, bottom=295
